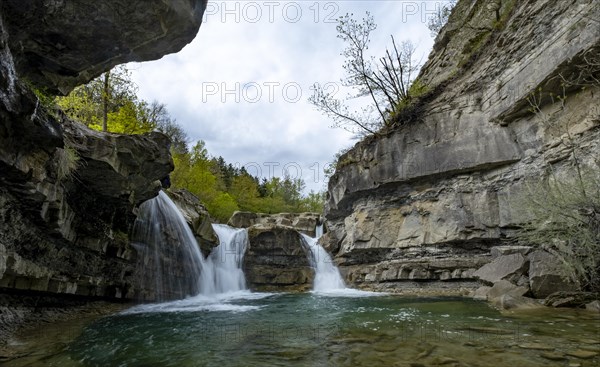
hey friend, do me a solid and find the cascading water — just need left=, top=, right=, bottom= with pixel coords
left=200, top=224, right=248, bottom=295
left=132, top=191, right=249, bottom=301
left=132, top=191, right=205, bottom=301
left=300, top=225, right=346, bottom=292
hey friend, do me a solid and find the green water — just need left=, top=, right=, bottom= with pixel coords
left=5, top=292, right=600, bottom=367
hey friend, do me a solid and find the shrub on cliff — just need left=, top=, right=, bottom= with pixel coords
left=309, top=12, right=421, bottom=137
left=519, top=167, right=600, bottom=292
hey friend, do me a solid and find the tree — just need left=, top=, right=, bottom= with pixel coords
left=56, top=65, right=146, bottom=133
left=427, top=1, right=457, bottom=37
left=309, top=12, right=421, bottom=137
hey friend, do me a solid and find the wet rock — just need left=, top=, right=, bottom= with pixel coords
left=473, top=254, right=528, bottom=285
left=540, top=352, right=566, bottom=361
left=168, top=189, right=217, bottom=255
left=497, top=295, right=543, bottom=310
left=565, top=350, right=599, bottom=359
left=243, top=224, right=314, bottom=291
left=544, top=292, right=599, bottom=308
left=518, top=343, right=554, bottom=351
left=431, top=356, right=459, bottom=365
left=528, top=251, right=577, bottom=298
left=0, top=0, right=204, bottom=302
left=488, top=280, right=529, bottom=300
left=585, top=300, right=600, bottom=313
left=473, top=286, right=491, bottom=301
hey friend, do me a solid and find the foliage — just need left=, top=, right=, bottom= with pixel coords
left=518, top=167, right=600, bottom=291
left=55, top=146, right=80, bottom=182
left=309, top=12, right=421, bottom=137
left=517, top=53, right=600, bottom=291
left=57, top=65, right=139, bottom=132
left=427, top=0, right=457, bottom=37
left=171, top=141, right=325, bottom=222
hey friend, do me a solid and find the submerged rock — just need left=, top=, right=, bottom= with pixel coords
left=473, top=254, right=528, bottom=285
left=527, top=251, right=576, bottom=298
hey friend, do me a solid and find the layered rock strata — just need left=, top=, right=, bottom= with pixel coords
left=0, top=1, right=207, bottom=300
left=324, top=0, right=600, bottom=293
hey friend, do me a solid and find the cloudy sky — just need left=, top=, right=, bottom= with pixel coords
left=129, top=1, right=448, bottom=192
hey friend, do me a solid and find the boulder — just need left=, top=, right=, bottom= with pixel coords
left=528, top=251, right=576, bottom=298
left=544, top=292, right=599, bottom=308
left=488, top=280, right=529, bottom=300
left=243, top=224, right=314, bottom=291
left=167, top=189, right=218, bottom=256
left=473, top=286, right=492, bottom=301
left=585, top=300, right=600, bottom=313
left=2, top=0, right=208, bottom=94
left=496, top=295, right=543, bottom=310
left=473, top=254, right=528, bottom=285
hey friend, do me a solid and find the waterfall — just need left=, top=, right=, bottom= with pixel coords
left=200, top=224, right=248, bottom=295
left=132, top=191, right=205, bottom=301
left=301, top=225, right=346, bottom=292
left=132, top=191, right=249, bottom=301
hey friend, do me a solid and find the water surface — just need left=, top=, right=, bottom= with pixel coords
left=5, top=293, right=599, bottom=366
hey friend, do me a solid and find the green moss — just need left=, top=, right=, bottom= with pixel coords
left=23, top=79, right=58, bottom=112
left=493, top=0, right=517, bottom=31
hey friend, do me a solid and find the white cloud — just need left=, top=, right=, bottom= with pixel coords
left=129, top=1, right=442, bottom=192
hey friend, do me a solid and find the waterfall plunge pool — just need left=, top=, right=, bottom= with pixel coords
left=4, top=292, right=599, bottom=367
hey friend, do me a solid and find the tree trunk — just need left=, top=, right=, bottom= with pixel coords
left=102, top=71, right=110, bottom=132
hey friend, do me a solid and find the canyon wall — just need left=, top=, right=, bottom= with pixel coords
left=324, top=0, right=600, bottom=294
left=0, top=1, right=207, bottom=300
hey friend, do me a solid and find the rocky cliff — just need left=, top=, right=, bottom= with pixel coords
left=324, top=0, right=600, bottom=294
left=0, top=1, right=207, bottom=301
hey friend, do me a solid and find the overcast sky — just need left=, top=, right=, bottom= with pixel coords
left=129, top=1, right=448, bottom=192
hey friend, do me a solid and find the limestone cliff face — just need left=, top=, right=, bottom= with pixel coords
left=0, top=1, right=207, bottom=300
left=324, top=0, right=600, bottom=293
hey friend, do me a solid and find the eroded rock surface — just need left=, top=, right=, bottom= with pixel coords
left=0, top=1, right=207, bottom=300
left=324, top=0, right=600, bottom=294
left=1, top=0, right=207, bottom=94
left=243, top=224, right=314, bottom=292
left=229, top=211, right=321, bottom=237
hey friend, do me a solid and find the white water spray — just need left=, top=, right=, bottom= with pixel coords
left=133, top=191, right=249, bottom=301
left=301, top=225, right=346, bottom=292
left=200, top=224, right=248, bottom=295
left=132, top=191, right=206, bottom=301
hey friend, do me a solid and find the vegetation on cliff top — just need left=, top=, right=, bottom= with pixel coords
left=49, top=67, right=324, bottom=222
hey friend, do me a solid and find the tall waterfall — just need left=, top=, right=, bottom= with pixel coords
left=132, top=191, right=248, bottom=301
left=301, top=225, right=346, bottom=292
left=132, top=191, right=205, bottom=301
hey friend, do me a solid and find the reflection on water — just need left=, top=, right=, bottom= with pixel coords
left=4, top=294, right=599, bottom=367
